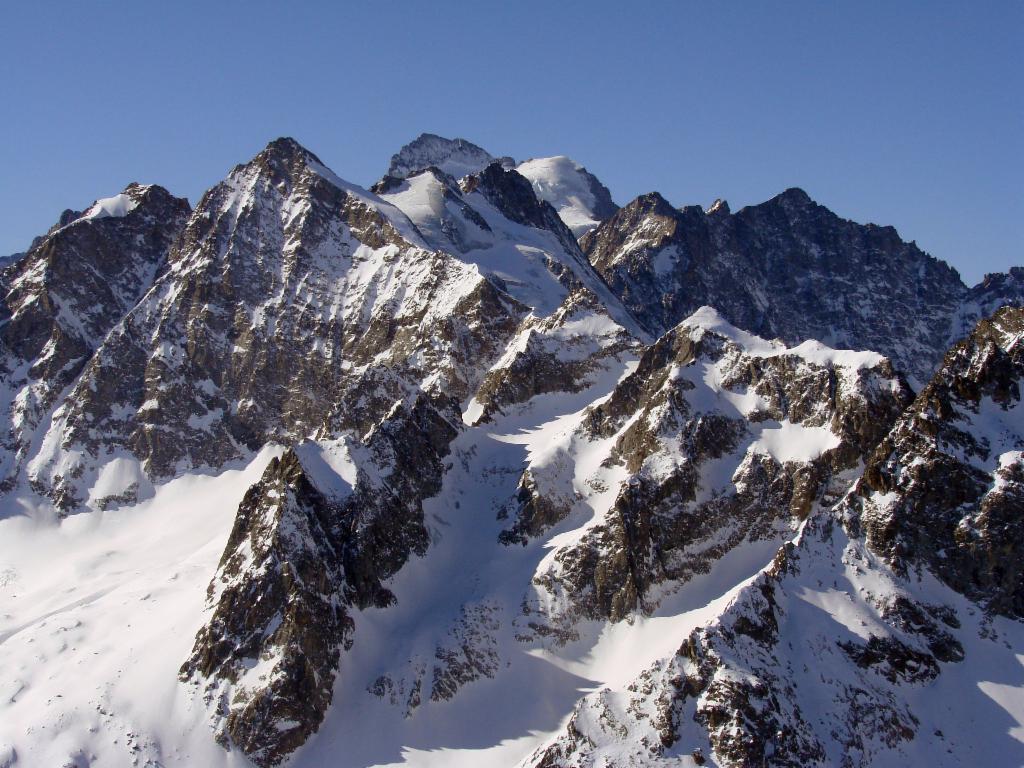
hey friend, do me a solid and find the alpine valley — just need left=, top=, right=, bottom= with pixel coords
left=0, top=133, right=1021, bottom=768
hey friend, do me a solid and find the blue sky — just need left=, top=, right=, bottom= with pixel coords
left=1, top=1, right=1020, bottom=283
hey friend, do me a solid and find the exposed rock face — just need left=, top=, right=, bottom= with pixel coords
left=0, top=183, right=190, bottom=493
left=506, top=307, right=911, bottom=634
left=851, top=305, right=1024, bottom=618
left=581, top=188, right=968, bottom=382
left=182, top=392, right=461, bottom=766
left=171, top=140, right=644, bottom=765
left=528, top=307, right=1024, bottom=768
left=181, top=449, right=353, bottom=767
left=377, top=158, right=641, bottom=332
left=951, top=266, right=1024, bottom=343
left=527, top=509, right=997, bottom=768
left=468, top=162, right=585, bottom=256
left=0, top=252, right=27, bottom=270
left=384, top=136, right=620, bottom=241
left=469, top=287, right=638, bottom=424
left=26, top=138, right=522, bottom=511
left=386, top=132, right=513, bottom=180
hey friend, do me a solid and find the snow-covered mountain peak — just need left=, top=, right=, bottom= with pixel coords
left=214, top=136, right=430, bottom=253
left=224, top=136, right=330, bottom=192
left=705, top=197, right=729, bottom=215
left=386, top=132, right=513, bottom=181
left=81, top=184, right=152, bottom=220
left=0, top=134, right=1022, bottom=768
left=515, top=155, right=618, bottom=237
left=258, top=135, right=324, bottom=165
left=45, top=182, right=180, bottom=234
left=374, top=158, right=641, bottom=331
left=678, top=304, right=781, bottom=350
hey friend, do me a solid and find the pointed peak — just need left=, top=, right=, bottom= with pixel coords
left=706, top=198, right=730, bottom=215
left=466, top=161, right=545, bottom=213
left=79, top=185, right=154, bottom=221
left=678, top=305, right=757, bottom=345
left=119, top=182, right=187, bottom=208
left=255, top=136, right=324, bottom=167
left=25, top=184, right=187, bottom=248
left=223, top=137, right=337, bottom=196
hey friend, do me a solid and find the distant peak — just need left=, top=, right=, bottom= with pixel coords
left=406, top=132, right=487, bottom=154
left=120, top=182, right=156, bottom=203
left=774, top=187, right=814, bottom=207
left=519, top=154, right=580, bottom=172
left=77, top=182, right=187, bottom=223
left=259, top=136, right=324, bottom=166
left=627, top=191, right=675, bottom=216
left=706, top=198, right=730, bottom=215
left=387, top=133, right=512, bottom=181
left=515, top=155, right=618, bottom=236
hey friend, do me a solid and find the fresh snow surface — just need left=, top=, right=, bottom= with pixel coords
left=293, top=438, right=358, bottom=501
left=526, top=506, right=1024, bottom=768
left=306, top=159, right=430, bottom=251
left=752, top=519, right=1024, bottom=767
left=0, top=446, right=283, bottom=768
left=379, top=173, right=566, bottom=316
left=752, top=421, right=841, bottom=464
left=1, top=353, right=761, bottom=768
left=516, top=156, right=606, bottom=237
left=82, top=193, right=140, bottom=220
left=86, top=455, right=151, bottom=509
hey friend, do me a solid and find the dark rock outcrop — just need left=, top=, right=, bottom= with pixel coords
left=850, top=305, right=1024, bottom=618
left=0, top=183, right=190, bottom=495
left=28, top=138, right=522, bottom=510
left=182, top=392, right=460, bottom=766
left=581, top=188, right=968, bottom=382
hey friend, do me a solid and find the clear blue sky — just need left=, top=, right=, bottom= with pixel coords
left=1, top=1, right=1020, bottom=284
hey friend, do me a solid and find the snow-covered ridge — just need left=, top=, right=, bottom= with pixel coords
left=682, top=305, right=888, bottom=369
left=306, top=157, right=430, bottom=250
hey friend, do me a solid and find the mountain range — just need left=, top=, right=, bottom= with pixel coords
left=0, top=133, right=1021, bottom=768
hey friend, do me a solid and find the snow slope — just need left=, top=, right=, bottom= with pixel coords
left=0, top=447, right=283, bottom=768
left=81, top=192, right=140, bottom=220
left=527, top=508, right=1024, bottom=767
left=517, top=156, right=618, bottom=237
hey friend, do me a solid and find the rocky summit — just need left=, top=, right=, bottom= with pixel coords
left=0, top=134, right=1021, bottom=768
